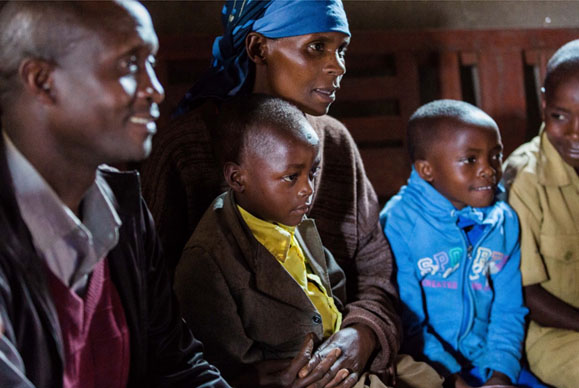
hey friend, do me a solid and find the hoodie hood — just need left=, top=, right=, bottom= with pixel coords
left=401, top=168, right=503, bottom=226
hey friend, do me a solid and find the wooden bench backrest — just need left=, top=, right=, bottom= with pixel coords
left=155, top=28, right=579, bottom=203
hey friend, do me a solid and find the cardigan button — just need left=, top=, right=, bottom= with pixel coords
left=312, top=314, right=322, bottom=324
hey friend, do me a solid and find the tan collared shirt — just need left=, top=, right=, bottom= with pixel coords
left=505, top=129, right=579, bottom=308
left=4, top=133, right=121, bottom=295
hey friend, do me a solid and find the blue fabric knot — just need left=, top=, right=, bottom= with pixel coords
left=457, top=211, right=486, bottom=247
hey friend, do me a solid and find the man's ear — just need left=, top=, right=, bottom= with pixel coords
left=19, top=58, right=56, bottom=104
left=246, top=32, right=268, bottom=65
left=415, top=159, right=434, bottom=182
left=224, top=162, right=245, bottom=193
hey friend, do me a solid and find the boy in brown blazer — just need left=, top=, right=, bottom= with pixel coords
left=174, top=94, right=442, bottom=388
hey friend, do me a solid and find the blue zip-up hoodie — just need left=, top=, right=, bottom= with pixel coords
left=380, top=169, right=527, bottom=383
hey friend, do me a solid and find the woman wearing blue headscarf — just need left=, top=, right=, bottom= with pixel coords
left=141, top=1, right=442, bottom=387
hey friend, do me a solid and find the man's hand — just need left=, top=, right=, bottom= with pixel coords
left=296, top=324, right=377, bottom=388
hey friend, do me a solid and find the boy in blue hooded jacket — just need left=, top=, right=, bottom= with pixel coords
left=380, top=100, right=529, bottom=387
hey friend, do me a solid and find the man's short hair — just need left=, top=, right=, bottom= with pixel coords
left=544, top=39, right=579, bottom=100
left=407, top=99, right=496, bottom=162
left=216, top=94, right=311, bottom=166
left=0, top=1, right=138, bottom=102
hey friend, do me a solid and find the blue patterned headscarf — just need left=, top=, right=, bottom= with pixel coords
left=174, top=0, right=350, bottom=116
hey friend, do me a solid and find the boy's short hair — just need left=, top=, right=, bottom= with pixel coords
left=544, top=39, right=579, bottom=100
left=216, top=94, right=311, bottom=165
left=407, top=99, right=496, bottom=162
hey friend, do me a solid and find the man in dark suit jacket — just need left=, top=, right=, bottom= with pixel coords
left=0, top=1, right=230, bottom=387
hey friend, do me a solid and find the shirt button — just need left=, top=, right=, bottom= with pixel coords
left=312, top=314, right=322, bottom=324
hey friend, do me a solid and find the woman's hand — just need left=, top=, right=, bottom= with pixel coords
left=295, top=324, right=377, bottom=388
left=237, top=333, right=341, bottom=388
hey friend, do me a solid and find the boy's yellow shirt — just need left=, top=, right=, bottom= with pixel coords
left=238, top=205, right=342, bottom=337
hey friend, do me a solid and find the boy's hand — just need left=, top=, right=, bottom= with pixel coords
left=480, top=385, right=517, bottom=388
left=480, top=386, right=516, bottom=388
left=449, top=371, right=515, bottom=388
left=296, top=324, right=377, bottom=388
left=481, top=371, right=515, bottom=388
left=450, top=374, right=474, bottom=388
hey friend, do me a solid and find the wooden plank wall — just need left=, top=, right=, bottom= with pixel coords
left=155, top=29, right=579, bottom=204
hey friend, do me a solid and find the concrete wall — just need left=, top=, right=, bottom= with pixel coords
left=1, top=1, right=575, bottom=34
left=0, top=1, right=576, bottom=34
left=142, top=0, right=579, bottom=36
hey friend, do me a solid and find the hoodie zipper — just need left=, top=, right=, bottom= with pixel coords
left=456, top=219, right=493, bottom=346
left=457, top=226, right=471, bottom=345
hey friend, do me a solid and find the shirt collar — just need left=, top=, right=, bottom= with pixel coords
left=538, top=127, right=579, bottom=188
left=3, top=132, right=121, bottom=282
left=237, top=205, right=295, bottom=263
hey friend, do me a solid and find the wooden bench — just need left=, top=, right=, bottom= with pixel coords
left=155, top=28, right=579, bottom=204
